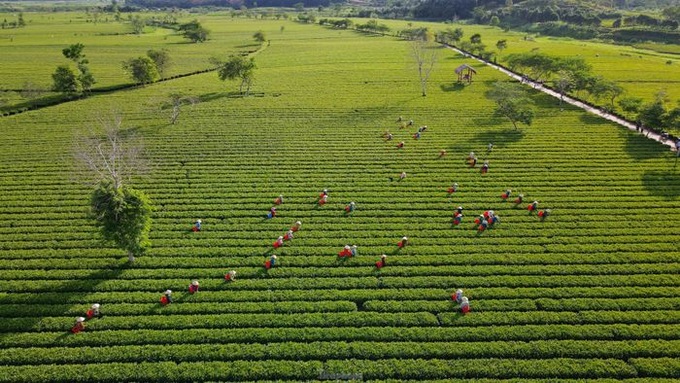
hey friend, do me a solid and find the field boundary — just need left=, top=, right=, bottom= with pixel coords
left=444, top=44, right=679, bottom=151
left=0, top=68, right=218, bottom=118
left=0, top=43, right=270, bottom=118
left=344, top=25, right=678, bottom=151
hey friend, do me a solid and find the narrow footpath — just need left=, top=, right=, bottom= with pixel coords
left=446, top=45, right=678, bottom=152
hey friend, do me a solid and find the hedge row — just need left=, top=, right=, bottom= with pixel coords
left=1, top=287, right=678, bottom=305
left=0, top=312, right=439, bottom=332
left=0, top=358, right=662, bottom=381
left=1, top=274, right=676, bottom=293
left=2, top=340, right=679, bottom=366
left=2, top=263, right=677, bottom=280
left=0, top=301, right=358, bottom=317
left=1, top=324, right=677, bottom=349
left=2, top=310, right=677, bottom=333
left=1, top=249, right=676, bottom=266
left=3, top=297, right=677, bottom=318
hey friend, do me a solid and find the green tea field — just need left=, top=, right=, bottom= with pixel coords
left=0, top=15, right=679, bottom=382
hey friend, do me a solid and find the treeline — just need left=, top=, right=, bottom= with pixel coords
left=477, top=1, right=678, bottom=29
left=126, top=0, right=341, bottom=9
left=412, top=0, right=501, bottom=20
left=500, top=51, right=680, bottom=135
left=0, top=12, right=25, bottom=29
left=412, top=0, right=679, bottom=27
left=477, top=0, right=616, bottom=26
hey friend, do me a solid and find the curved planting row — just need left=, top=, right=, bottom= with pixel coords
left=0, top=17, right=677, bottom=381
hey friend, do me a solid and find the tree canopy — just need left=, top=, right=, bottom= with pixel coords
left=62, top=43, right=86, bottom=62
left=486, top=81, right=535, bottom=129
left=496, top=39, right=508, bottom=52
left=437, top=27, right=464, bottom=44
left=506, top=52, right=560, bottom=83
left=253, top=30, right=266, bottom=43
left=91, top=180, right=152, bottom=262
left=54, top=43, right=96, bottom=93
left=123, top=56, right=160, bottom=84
left=147, top=49, right=171, bottom=77
left=179, top=20, right=210, bottom=43
left=217, top=55, right=256, bottom=94
left=52, top=65, right=81, bottom=94
left=73, top=114, right=152, bottom=262
left=127, top=0, right=339, bottom=8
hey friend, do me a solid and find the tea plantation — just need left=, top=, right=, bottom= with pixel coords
left=0, top=16, right=678, bottom=382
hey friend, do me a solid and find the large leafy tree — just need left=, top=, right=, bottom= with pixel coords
left=62, top=43, right=96, bottom=92
left=588, top=76, right=624, bottom=108
left=53, top=43, right=96, bottom=94
left=52, top=65, right=81, bottom=94
left=496, top=39, right=508, bottom=53
left=179, top=20, right=210, bottom=43
left=437, top=27, right=463, bottom=44
left=638, top=101, right=666, bottom=130
left=217, top=55, right=256, bottom=94
left=73, top=113, right=152, bottom=262
left=91, top=181, right=152, bottom=262
left=253, top=30, right=266, bottom=43
left=123, top=56, right=160, bottom=84
left=146, top=49, right=171, bottom=77
left=486, top=81, right=535, bottom=129
left=506, top=52, right=559, bottom=83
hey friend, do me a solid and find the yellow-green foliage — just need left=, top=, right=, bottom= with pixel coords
left=0, top=15, right=678, bottom=382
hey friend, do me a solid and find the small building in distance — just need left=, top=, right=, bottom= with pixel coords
left=455, top=64, right=477, bottom=84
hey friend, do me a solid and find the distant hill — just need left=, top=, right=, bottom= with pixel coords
left=410, top=0, right=679, bottom=43
left=126, top=0, right=342, bottom=8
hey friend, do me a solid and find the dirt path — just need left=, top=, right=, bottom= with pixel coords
left=446, top=46, right=679, bottom=152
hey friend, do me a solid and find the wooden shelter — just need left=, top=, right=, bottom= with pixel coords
left=455, top=64, right=477, bottom=83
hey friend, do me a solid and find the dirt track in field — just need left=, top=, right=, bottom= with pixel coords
left=447, top=45, right=679, bottom=153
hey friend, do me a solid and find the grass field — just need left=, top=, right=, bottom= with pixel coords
left=0, top=15, right=679, bottom=382
left=0, top=11, right=277, bottom=90
left=2, top=11, right=679, bottom=123
left=370, top=19, right=680, bottom=108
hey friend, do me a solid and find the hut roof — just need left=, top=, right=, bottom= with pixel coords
left=455, top=64, right=477, bottom=74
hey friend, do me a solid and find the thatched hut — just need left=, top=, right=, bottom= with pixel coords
left=455, top=64, right=477, bottom=83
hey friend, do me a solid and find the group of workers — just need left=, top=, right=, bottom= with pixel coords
left=447, top=186, right=553, bottom=231
left=474, top=210, right=500, bottom=232
left=97, top=125, right=572, bottom=335
left=267, top=194, right=284, bottom=218
left=526, top=200, right=551, bottom=219
left=391, top=117, right=421, bottom=149
left=413, top=125, right=427, bottom=140
left=396, top=116, right=414, bottom=129
left=452, top=289, right=471, bottom=314
left=273, top=220, right=302, bottom=248
left=70, top=303, right=101, bottom=333
left=338, top=245, right=358, bottom=258
left=466, top=151, right=490, bottom=174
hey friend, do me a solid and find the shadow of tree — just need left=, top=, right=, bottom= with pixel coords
left=620, top=130, right=665, bottom=160
left=440, top=83, right=466, bottom=92
left=235, top=43, right=261, bottom=49
left=349, top=30, right=387, bottom=38
left=579, top=113, right=606, bottom=125
left=641, top=169, right=680, bottom=200
left=198, top=92, right=267, bottom=103
left=0, top=265, right=128, bottom=339
left=470, top=128, right=525, bottom=148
